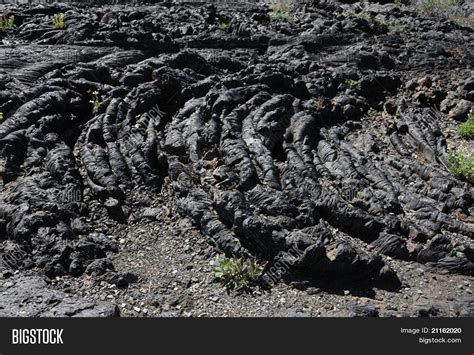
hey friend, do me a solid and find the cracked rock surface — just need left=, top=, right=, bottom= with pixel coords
left=0, top=275, right=118, bottom=317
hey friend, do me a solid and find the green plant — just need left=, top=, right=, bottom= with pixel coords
left=217, top=20, right=229, bottom=30
left=448, top=149, right=474, bottom=183
left=0, top=112, right=3, bottom=122
left=52, top=13, right=65, bottom=29
left=342, top=10, right=353, bottom=18
left=0, top=14, right=15, bottom=32
left=89, top=90, right=102, bottom=114
left=417, top=0, right=472, bottom=27
left=346, top=79, right=358, bottom=89
left=213, top=257, right=263, bottom=290
left=418, top=0, right=459, bottom=16
left=458, top=107, right=474, bottom=139
left=450, top=16, right=474, bottom=29
left=359, top=13, right=372, bottom=22
left=270, top=2, right=293, bottom=22
left=388, top=23, right=405, bottom=32
left=342, top=10, right=385, bottom=27
left=394, top=0, right=402, bottom=7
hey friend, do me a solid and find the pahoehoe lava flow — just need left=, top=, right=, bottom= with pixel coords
left=0, top=1, right=473, bottom=317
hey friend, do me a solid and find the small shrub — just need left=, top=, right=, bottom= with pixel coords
left=217, top=20, right=229, bottom=30
left=388, top=24, right=405, bottom=32
left=346, top=79, right=358, bottom=89
left=418, top=0, right=459, bottom=16
left=342, top=10, right=352, bottom=18
left=448, top=149, right=474, bottom=183
left=394, top=0, right=402, bottom=7
left=52, top=13, right=65, bottom=29
left=416, top=0, right=472, bottom=27
left=0, top=112, right=3, bottom=122
left=0, top=14, right=15, bottom=32
left=458, top=107, right=474, bottom=139
left=270, top=2, right=293, bottom=22
left=358, top=13, right=372, bottom=22
left=450, top=15, right=474, bottom=29
left=343, top=10, right=384, bottom=28
left=213, top=257, right=263, bottom=290
left=89, top=90, right=102, bottom=114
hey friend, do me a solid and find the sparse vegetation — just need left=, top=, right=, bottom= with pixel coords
left=448, top=149, right=474, bottom=183
left=394, top=0, right=403, bottom=7
left=0, top=112, right=3, bottom=122
left=217, top=20, right=229, bottom=30
left=213, top=257, right=263, bottom=290
left=270, top=2, right=293, bottom=22
left=450, top=16, right=474, bottom=29
left=342, top=10, right=385, bottom=28
left=52, top=13, right=65, bottom=29
left=0, top=14, right=15, bottom=32
left=342, top=10, right=352, bottom=18
left=359, top=13, right=372, bottom=22
left=416, top=0, right=473, bottom=28
left=418, top=0, right=459, bottom=16
left=89, top=90, right=102, bottom=114
left=346, top=79, right=358, bottom=89
left=458, top=108, right=474, bottom=139
left=344, top=11, right=372, bottom=23
left=388, top=23, right=405, bottom=32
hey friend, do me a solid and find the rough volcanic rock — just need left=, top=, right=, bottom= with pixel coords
left=0, top=1, right=472, bottom=316
left=0, top=275, right=118, bottom=317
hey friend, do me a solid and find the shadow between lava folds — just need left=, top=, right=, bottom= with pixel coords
left=280, top=271, right=378, bottom=299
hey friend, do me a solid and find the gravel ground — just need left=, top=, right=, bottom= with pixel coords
left=50, top=181, right=473, bottom=317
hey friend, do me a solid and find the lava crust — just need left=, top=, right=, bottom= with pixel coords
left=0, top=1, right=473, bottom=317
